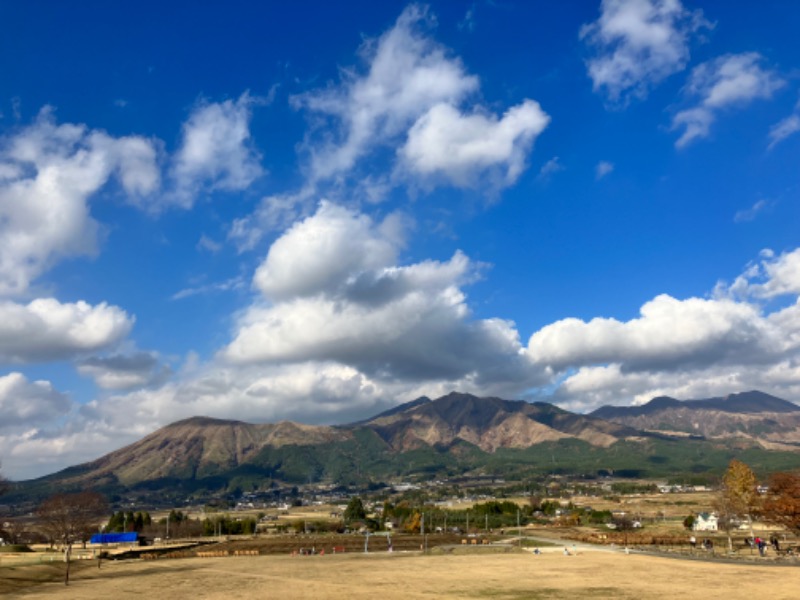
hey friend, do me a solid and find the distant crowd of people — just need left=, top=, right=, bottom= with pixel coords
left=688, top=536, right=714, bottom=551
left=690, top=534, right=782, bottom=556
left=746, top=536, right=780, bottom=556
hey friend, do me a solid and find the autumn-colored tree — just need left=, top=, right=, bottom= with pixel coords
left=761, top=472, right=800, bottom=534
left=404, top=511, right=421, bottom=533
left=723, top=459, right=760, bottom=521
left=36, top=491, right=108, bottom=585
left=716, top=459, right=759, bottom=551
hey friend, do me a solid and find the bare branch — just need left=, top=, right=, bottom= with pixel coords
left=36, top=491, right=108, bottom=585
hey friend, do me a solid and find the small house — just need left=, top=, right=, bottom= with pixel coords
left=693, top=513, right=718, bottom=532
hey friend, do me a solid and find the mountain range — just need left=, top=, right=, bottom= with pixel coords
left=9, top=390, right=800, bottom=503
left=591, top=390, right=800, bottom=450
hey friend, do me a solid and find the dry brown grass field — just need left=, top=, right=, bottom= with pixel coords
left=3, top=547, right=800, bottom=599
left=567, top=491, right=718, bottom=516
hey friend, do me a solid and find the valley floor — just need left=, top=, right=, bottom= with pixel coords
left=4, top=546, right=800, bottom=599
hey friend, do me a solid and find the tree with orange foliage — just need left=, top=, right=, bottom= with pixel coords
left=404, top=511, right=421, bottom=533
left=761, top=472, right=800, bottom=535
left=721, top=460, right=759, bottom=516
left=716, top=459, right=759, bottom=551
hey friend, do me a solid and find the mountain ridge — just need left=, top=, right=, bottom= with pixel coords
left=590, top=390, right=800, bottom=443
left=591, top=390, right=799, bottom=420
left=10, top=390, right=800, bottom=503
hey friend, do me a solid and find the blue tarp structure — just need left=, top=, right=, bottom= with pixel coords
left=90, top=532, right=139, bottom=544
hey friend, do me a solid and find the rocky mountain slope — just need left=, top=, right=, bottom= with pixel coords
left=80, top=417, right=351, bottom=486
left=365, top=392, right=638, bottom=451
left=591, top=391, right=800, bottom=447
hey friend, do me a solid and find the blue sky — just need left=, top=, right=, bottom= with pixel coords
left=1, top=0, right=800, bottom=479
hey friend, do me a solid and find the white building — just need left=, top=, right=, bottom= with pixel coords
left=693, top=512, right=718, bottom=532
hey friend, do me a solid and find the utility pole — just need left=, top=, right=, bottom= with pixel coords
left=517, top=509, right=521, bottom=547
left=422, top=512, right=427, bottom=553
left=466, top=511, right=469, bottom=536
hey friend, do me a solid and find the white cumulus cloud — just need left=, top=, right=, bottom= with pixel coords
left=292, top=5, right=479, bottom=184
left=747, top=247, right=800, bottom=298
left=76, top=352, right=171, bottom=390
left=0, top=298, right=133, bottom=363
left=170, top=92, right=264, bottom=208
left=82, top=363, right=390, bottom=434
left=252, top=201, right=403, bottom=301
left=399, top=100, right=549, bottom=189
left=224, top=201, right=540, bottom=388
left=581, top=0, right=710, bottom=104
left=672, top=53, right=784, bottom=147
left=528, top=247, right=800, bottom=411
left=527, top=294, right=782, bottom=373
left=231, top=5, right=549, bottom=249
left=0, top=420, right=134, bottom=480
left=0, top=108, right=161, bottom=295
left=0, top=372, right=71, bottom=432
left=228, top=192, right=307, bottom=252
left=291, top=4, right=547, bottom=196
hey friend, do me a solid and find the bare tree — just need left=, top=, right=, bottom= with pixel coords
left=36, top=491, right=108, bottom=585
left=0, top=517, right=27, bottom=545
left=611, top=514, right=636, bottom=550
left=0, top=465, right=12, bottom=546
left=713, top=492, right=738, bottom=552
